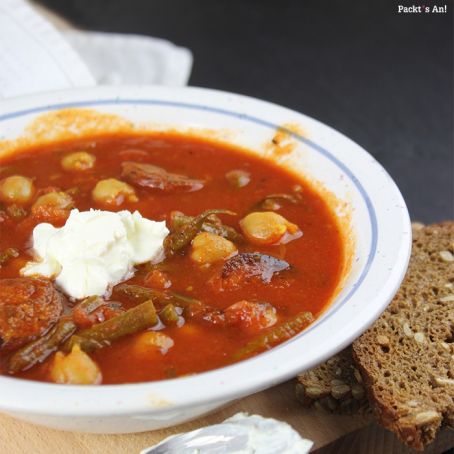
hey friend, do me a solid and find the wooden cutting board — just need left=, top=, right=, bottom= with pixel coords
left=0, top=380, right=370, bottom=453
left=2, top=379, right=452, bottom=453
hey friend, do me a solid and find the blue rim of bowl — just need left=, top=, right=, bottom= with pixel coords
left=0, top=98, right=378, bottom=342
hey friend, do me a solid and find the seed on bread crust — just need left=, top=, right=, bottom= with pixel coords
left=412, top=411, right=440, bottom=427
left=376, top=334, right=390, bottom=346
left=331, top=384, right=351, bottom=400
left=296, top=348, right=370, bottom=415
left=305, top=386, right=325, bottom=399
left=353, top=367, right=363, bottom=383
left=403, top=322, right=413, bottom=337
left=330, top=379, right=347, bottom=387
left=433, top=377, right=454, bottom=387
left=351, top=383, right=365, bottom=400
left=414, top=332, right=425, bottom=343
left=439, top=294, right=454, bottom=302
left=439, top=250, right=454, bottom=262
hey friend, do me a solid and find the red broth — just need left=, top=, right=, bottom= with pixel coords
left=0, top=133, right=343, bottom=384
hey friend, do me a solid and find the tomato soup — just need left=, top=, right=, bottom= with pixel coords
left=0, top=133, right=343, bottom=384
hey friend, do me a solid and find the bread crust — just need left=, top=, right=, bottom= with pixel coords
left=352, top=222, right=454, bottom=450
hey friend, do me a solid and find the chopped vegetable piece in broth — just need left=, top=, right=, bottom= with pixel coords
left=51, top=344, right=102, bottom=385
left=65, top=300, right=157, bottom=352
left=170, top=211, right=243, bottom=243
left=253, top=193, right=302, bottom=211
left=122, top=161, right=205, bottom=193
left=8, top=318, right=77, bottom=373
left=159, top=304, right=181, bottom=326
left=224, top=300, right=277, bottom=333
left=213, top=253, right=291, bottom=291
left=165, top=209, right=236, bottom=254
left=116, top=284, right=204, bottom=312
left=0, top=248, right=19, bottom=267
left=232, top=310, right=314, bottom=360
left=225, top=169, right=251, bottom=188
left=72, top=296, right=124, bottom=329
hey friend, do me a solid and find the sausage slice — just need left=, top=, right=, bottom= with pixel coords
left=0, top=278, right=63, bottom=352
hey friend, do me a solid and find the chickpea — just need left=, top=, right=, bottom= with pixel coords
left=32, top=191, right=74, bottom=211
left=190, top=232, right=237, bottom=264
left=50, top=344, right=102, bottom=385
left=239, top=211, right=299, bottom=245
left=134, top=331, right=174, bottom=356
left=92, top=178, right=138, bottom=206
left=61, top=151, right=96, bottom=172
left=0, top=175, right=35, bottom=204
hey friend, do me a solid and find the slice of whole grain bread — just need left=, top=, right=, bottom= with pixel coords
left=296, top=222, right=454, bottom=450
left=352, top=222, right=454, bottom=450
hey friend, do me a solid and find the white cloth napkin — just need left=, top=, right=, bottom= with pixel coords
left=0, top=0, right=193, bottom=99
left=63, top=30, right=192, bottom=86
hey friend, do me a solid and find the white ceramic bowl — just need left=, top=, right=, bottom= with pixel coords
left=0, top=86, right=411, bottom=433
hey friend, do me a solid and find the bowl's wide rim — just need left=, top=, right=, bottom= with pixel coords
left=0, top=85, right=412, bottom=416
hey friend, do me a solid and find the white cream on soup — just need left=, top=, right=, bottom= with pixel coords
left=21, top=209, right=169, bottom=299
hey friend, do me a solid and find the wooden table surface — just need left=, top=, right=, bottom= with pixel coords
left=1, top=379, right=453, bottom=453
left=0, top=381, right=367, bottom=453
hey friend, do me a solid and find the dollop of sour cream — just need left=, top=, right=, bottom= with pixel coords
left=21, top=209, right=169, bottom=299
left=143, top=413, right=313, bottom=454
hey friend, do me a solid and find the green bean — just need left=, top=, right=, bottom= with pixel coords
left=65, top=300, right=157, bottom=352
left=232, top=310, right=314, bottom=360
left=115, top=284, right=203, bottom=311
left=115, top=283, right=157, bottom=301
left=0, top=247, right=19, bottom=267
left=170, top=211, right=192, bottom=229
left=165, top=209, right=236, bottom=254
left=171, top=211, right=243, bottom=243
left=8, top=319, right=77, bottom=373
left=72, top=296, right=116, bottom=327
left=114, top=284, right=225, bottom=325
left=159, top=304, right=180, bottom=325
left=201, top=219, right=243, bottom=243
